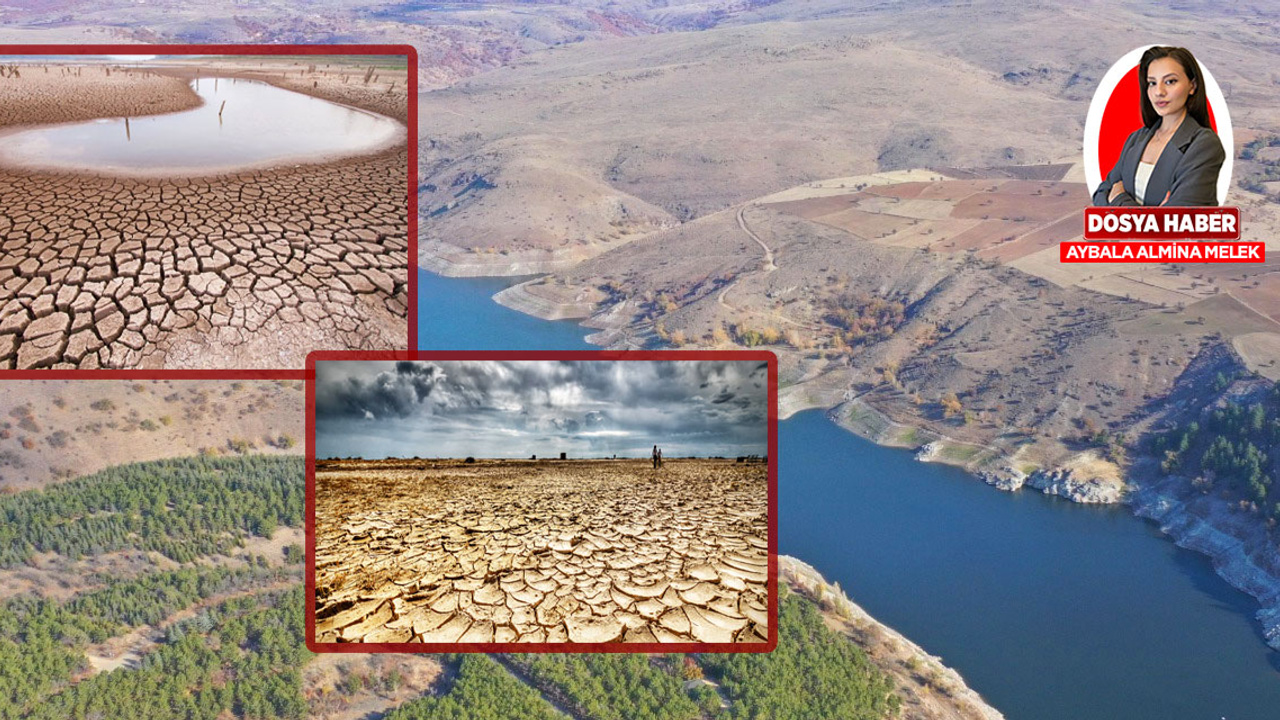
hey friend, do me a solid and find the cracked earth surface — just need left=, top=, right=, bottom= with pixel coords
left=315, top=459, right=770, bottom=645
left=0, top=67, right=408, bottom=368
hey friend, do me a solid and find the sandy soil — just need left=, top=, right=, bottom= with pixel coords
left=0, top=378, right=303, bottom=492
left=315, top=458, right=768, bottom=645
left=0, top=59, right=408, bottom=369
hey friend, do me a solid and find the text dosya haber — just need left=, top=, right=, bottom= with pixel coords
left=1087, top=212, right=1237, bottom=235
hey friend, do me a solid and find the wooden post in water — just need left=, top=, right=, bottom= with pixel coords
left=218, top=100, right=226, bottom=121
left=125, top=117, right=130, bottom=142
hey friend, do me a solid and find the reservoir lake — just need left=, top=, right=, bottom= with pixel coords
left=417, top=267, right=1280, bottom=719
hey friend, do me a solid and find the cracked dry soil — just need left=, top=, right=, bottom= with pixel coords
left=0, top=69, right=408, bottom=369
left=315, top=459, right=770, bottom=645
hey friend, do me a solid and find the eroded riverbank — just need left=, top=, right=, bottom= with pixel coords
left=825, top=396, right=1280, bottom=654
left=780, top=556, right=1005, bottom=720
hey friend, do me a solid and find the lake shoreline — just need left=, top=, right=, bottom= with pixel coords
left=0, top=61, right=411, bottom=370
left=781, top=555, right=1006, bottom=720
left=443, top=264, right=1280, bottom=653
left=823, top=396, right=1280, bottom=653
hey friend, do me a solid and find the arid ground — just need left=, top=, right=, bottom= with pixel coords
left=0, top=57, right=409, bottom=369
left=0, top=377, right=304, bottom=492
left=314, top=458, right=769, bottom=644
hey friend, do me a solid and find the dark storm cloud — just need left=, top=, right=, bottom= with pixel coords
left=314, top=360, right=769, bottom=459
left=314, top=361, right=447, bottom=420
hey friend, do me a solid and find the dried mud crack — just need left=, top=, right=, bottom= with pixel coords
left=0, top=67, right=408, bottom=369
left=0, top=153, right=408, bottom=369
left=315, top=458, right=770, bottom=645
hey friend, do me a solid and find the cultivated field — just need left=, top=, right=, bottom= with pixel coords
left=763, top=171, right=1082, bottom=263
left=314, top=458, right=769, bottom=645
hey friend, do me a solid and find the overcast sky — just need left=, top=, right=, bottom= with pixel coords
left=314, top=360, right=769, bottom=459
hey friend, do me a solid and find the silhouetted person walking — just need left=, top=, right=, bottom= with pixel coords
left=652, top=444, right=659, bottom=469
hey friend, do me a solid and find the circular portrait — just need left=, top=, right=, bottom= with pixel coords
left=1084, top=45, right=1233, bottom=207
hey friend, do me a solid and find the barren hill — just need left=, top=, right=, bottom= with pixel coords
left=415, top=3, right=1279, bottom=274
left=0, top=378, right=304, bottom=491
left=415, top=3, right=1280, bottom=479
left=417, top=19, right=1088, bottom=271
left=0, top=0, right=791, bottom=88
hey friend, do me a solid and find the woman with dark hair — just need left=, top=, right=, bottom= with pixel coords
left=1092, top=46, right=1225, bottom=207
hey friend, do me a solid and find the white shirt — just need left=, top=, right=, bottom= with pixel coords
left=1134, top=161, right=1156, bottom=204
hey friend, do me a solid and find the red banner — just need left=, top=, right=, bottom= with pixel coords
left=1060, top=241, right=1264, bottom=263
left=1083, top=207, right=1240, bottom=240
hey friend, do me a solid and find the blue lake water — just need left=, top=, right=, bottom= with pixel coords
left=780, top=410, right=1280, bottom=720
left=417, top=268, right=1280, bottom=719
left=417, top=268, right=594, bottom=351
left=0, top=78, right=404, bottom=176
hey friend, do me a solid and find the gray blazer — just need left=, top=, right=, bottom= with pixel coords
left=1092, top=115, right=1225, bottom=207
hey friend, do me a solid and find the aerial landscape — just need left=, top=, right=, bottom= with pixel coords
left=0, top=377, right=987, bottom=720
left=3, top=0, right=1280, bottom=718
left=411, top=0, right=1280, bottom=643
left=0, top=54, right=409, bottom=369
left=311, top=359, right=771, bottom=647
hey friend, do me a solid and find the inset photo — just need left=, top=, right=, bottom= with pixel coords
left=0, top=48, right=413, bottom=369
left=1085, top=45, right=1233, bottom=207
left=307, top=352, right=776, bottom=651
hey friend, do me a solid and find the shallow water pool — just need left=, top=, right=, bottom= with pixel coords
left=0, top=77, right=404, bottom=176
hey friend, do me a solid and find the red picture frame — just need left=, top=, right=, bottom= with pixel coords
left=304, top=349, right=779, bottom=654
left=0, top=44, right=420, bottom=375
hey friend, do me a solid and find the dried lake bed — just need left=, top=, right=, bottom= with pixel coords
left=314, top=458, right=770, bottom=645
left=0, top=61, right=409, bottom=369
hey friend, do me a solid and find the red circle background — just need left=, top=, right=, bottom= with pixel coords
left=1096, top=65, right=1218, bottom=183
